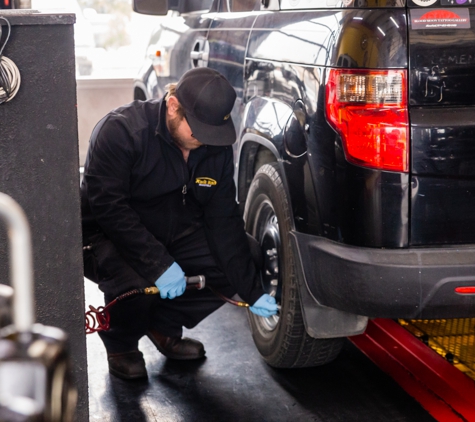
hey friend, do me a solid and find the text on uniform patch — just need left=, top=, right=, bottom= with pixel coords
left=195, top=177, right=217, bottom=187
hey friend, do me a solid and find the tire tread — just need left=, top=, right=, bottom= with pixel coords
left=245, top=163, right=343, bottom=368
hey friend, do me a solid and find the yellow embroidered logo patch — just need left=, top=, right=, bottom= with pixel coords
left=195, top=177, right=217, bottom=187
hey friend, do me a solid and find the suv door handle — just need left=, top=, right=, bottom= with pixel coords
left=190, top=39, right=209, bottom=68
left=190, top=51, right=209, bottom=61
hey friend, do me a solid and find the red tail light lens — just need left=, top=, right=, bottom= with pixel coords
left=455, top=286, right=475, bottom=295
left=325, top=69, right=409, bottom=172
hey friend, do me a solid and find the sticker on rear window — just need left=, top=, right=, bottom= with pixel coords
left=411, top=8, right=470, bottom=29
left=411, top=0, right=437, bottom=7
left=441, top=0, right=470, bottom=5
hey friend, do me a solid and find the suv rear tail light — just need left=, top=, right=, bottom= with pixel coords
left=325, top=69, right=409, bottom=172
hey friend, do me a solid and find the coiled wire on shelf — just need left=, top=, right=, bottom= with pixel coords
left=0, top=17, right=21, bottom=104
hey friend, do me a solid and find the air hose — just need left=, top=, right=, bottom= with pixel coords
left=85, top=275, right=251, bottom=334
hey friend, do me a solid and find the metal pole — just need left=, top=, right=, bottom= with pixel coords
left=0, top=192, right=34, bottom=332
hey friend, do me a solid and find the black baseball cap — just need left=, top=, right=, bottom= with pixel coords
left=175, top=68, right=237, bottom=146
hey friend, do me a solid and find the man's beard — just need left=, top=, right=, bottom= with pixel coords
left=167, top=115, right=184, bottom=147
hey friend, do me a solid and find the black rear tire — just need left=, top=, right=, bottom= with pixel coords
left=244, top=163, right=344, bottom=368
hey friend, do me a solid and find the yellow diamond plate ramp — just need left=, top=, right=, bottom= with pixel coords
left=350, top=318, right=475, bottom=422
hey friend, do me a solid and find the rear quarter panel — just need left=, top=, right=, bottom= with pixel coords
left=239, top=9, right=409, bottom=246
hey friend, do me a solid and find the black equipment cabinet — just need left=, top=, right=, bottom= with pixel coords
left=0, top=10, right=88, bottom=421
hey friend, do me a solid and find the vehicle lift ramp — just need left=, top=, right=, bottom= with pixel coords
left=350, top=318, right=475, bottom=421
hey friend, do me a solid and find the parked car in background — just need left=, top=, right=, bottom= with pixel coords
left=133, top=0, right=475, bottom=369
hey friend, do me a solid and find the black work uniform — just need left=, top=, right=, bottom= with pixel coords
left=81, top=98, right=264, bottom=353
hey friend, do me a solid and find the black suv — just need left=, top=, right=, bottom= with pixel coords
left=133, top=0, right=475, bottom=369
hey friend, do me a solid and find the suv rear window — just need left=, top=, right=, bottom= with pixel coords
left=280, top=0, right=405, bottom=9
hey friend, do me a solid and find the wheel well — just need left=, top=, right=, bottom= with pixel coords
left=134, top=87, right=147, bottom=101
left=237, top=142, right=277, bottom=214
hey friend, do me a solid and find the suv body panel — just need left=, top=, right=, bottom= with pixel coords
left=409, top=17, right=475, bottom=246
left=208, top=13, right=259, bottom=136
left=247, top=10, right=408, bottom=68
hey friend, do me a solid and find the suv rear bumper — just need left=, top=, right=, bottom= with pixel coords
left=291, top=232, right=475, bottom=319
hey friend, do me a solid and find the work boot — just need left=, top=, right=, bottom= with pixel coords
left=146, top=329, right=206, bottom=360
left=107, top=350, right=147, bottom=380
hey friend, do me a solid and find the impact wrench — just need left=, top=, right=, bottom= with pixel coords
left=85, top=275, right=280, bottom=334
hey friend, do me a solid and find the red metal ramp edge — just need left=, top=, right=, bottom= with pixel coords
left=349, top=318, right=475, bottom=422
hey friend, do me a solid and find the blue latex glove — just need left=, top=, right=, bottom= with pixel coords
left=155, top=262, right=186, bottom=299
left=249, top=294, right=278, bottom=317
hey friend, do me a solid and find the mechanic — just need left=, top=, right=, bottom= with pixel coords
left=81, top=68, right=278, bottom=380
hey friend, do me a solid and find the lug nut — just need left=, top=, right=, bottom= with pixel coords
left=266, top=248, right=277, bottom=257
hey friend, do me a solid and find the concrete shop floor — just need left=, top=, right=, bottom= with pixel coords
left=85, top=280, right=435, bottom=422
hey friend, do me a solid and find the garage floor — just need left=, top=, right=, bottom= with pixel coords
left=85, top=281, right=436, bottom=422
